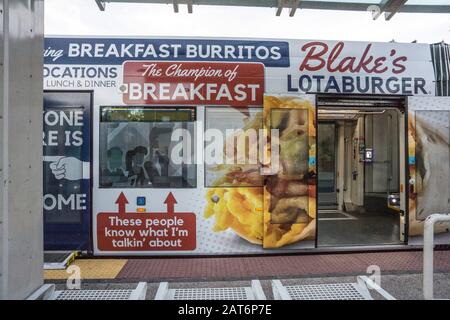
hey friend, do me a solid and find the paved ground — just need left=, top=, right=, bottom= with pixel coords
left=52, top=272, right=450, bottom=300
left=44, top=249, right=450, bottom=300
left=116, top=250, right=450, bottom=281
left=45, top=249, right=450, bottom=282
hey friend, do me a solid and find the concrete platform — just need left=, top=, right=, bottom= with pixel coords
left=49, top=273, right=450, bottom=300
left=44, top=249, right=450, bottom=282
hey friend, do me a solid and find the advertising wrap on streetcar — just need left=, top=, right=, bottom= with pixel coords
left=43, top=36, right=448, bottom=255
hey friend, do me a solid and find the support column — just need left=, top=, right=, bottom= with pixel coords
left=0, top=0, right=44, bottom=299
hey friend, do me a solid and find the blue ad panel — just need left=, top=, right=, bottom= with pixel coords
left=43, top=91, right=91, bottom=251
left=44, top=37, right=290, bottom=67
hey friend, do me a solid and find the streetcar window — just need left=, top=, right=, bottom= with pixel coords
left=99, top=107, right=196, bottom=188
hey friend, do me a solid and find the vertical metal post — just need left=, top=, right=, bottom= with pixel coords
left=0, top=0, right=7, bottom=300
left=423, top=215, right=435, bottom=300
left=423, top=213, right=450, bottom=300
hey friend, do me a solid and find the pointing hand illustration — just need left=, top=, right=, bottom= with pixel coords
left=44, top=156, right=89, bottom=180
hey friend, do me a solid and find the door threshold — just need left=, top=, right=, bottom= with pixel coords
left=314, top=244, right=409, bottom=253
left=44, top=251, right=80, bottom=270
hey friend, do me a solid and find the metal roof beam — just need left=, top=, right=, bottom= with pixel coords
left=380, top=0, right=408, bottom=20
left=173, top=0, right=193, bottom=13
left=93, top=1, right=450, bottom=14
left=276, top=0, right=284, bottom=16
left=95, top=0, right=106, bottom=11
left=276, top=0, right=301, bottom=17
left=289, top=0, right=300, bottom=17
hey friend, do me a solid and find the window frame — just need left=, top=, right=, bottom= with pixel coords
left=98, top=105, right=197, bottom=189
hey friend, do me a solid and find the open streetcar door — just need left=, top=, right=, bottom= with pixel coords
left=407, top=96, right=450, bottom=240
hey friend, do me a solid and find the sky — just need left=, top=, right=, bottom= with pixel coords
left=45, top=0, right=450, bottom=44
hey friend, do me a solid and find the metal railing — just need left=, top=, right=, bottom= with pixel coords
left=423, top=213, right=450, bottom=300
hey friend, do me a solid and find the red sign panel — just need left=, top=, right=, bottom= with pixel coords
left=97, top=193, right=196, bottom=251
left=122, top=61, right=264, bottom=106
